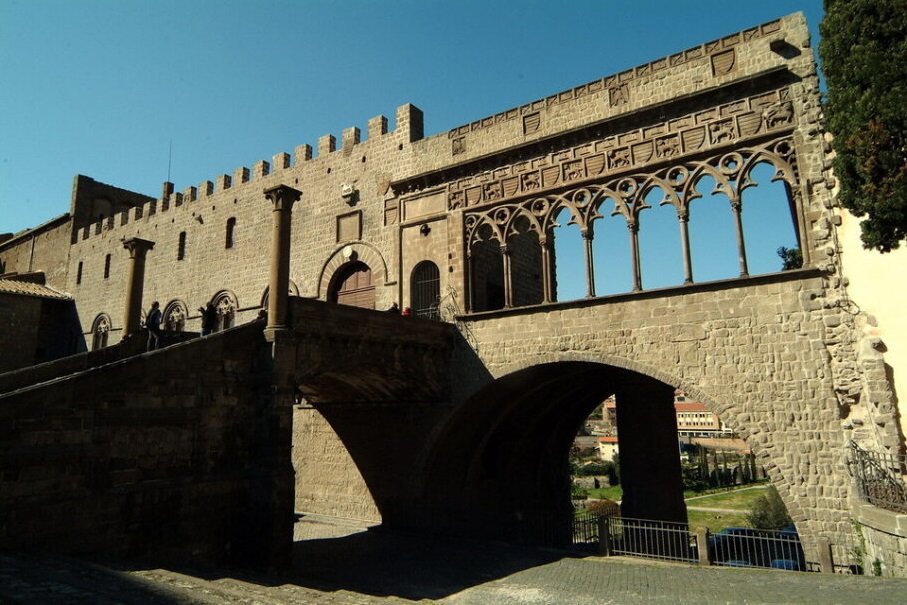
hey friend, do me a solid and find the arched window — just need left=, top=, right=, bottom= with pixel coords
left=226, top=217, right=236, bottom=249
left=212, top=290, right=238, bottom=331
left=91, top=313, right=111, bottom=350
left=328, top=261, right=375, bottom=309
left=162, top=300, right=188, bottom=332
left=411, top=261, right=441, bottom=319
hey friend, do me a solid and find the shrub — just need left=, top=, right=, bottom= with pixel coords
left=586, top=499, right=620, bottom=517
left=746, top=486, right=793, bottom=530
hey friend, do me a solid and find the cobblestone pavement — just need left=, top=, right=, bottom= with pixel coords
left=3, top=521, right=907, bottom=604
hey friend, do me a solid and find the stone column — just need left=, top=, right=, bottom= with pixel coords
left=628, top=221, right=642, bottom=291
left=260, top=184, right=302, bottom=569
left=679, top=211, right=693, bottom=284
left=614, top=378, right=686, bottom=523
left=501, top=244, right=513, bottom=308
left=731, top=197, right=749, bottom=277
left=582, top=228, right=595, bottom=298
left=263, top=184, right=302, bottom=331
left=121, top=237, right=155, bottom=338
left=539, top=236, right=553, bottom=303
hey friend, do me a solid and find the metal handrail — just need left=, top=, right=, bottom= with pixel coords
left=849, top=440, right=907, bottom=514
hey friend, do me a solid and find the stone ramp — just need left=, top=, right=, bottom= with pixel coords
left=5, top=529, right=907, bottom=604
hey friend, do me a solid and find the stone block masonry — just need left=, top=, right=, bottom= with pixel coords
left=0, top=322, right=293, bottom=569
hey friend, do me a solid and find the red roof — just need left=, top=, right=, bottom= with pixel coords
left=674, top=401, right=711, bottom=412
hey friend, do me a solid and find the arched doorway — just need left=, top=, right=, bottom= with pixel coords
left=328, top=261, right=375, bottom=309
left=410, top=260, right=440, bottom=319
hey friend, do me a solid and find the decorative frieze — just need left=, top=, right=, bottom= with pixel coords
left=448, top=88, right=795, bottom=211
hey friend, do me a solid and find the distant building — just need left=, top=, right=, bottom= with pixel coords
left=594, top=391, right=733, bottom=459
left=674, top=397, right=733, bottom=439
left=598, top=436, right=619, bottom=462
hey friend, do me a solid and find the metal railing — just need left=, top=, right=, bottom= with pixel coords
left=572, top=514, right=812, bottom=571
left=709, top=527, right=806, bottom=570
left=572, top=511, right=603, bottom=548
left=849, top=440, right=907, bottom=514
left=605, top=517, right=699, bottom=564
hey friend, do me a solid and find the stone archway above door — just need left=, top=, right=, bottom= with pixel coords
left=317, top=242, right=391, bottom=301
left=328, top=261, right=375, bottom=309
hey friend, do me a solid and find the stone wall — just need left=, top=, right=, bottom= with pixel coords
left=853, top=502, right=907, bottom=577
left=0, top=293, right=42, bottom=372
left=456, top=271, right=856, bottom=561
left=292, top=406, right=381, bottom=522
left=0, top=217, right=72, bottom=287
left=0, top=322, right=293, bottom=568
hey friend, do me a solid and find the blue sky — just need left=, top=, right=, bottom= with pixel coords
left=1, top=0, right=823, bottom=240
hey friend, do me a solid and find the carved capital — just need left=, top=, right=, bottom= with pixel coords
left=264, top=184, right=303, bottom=212
left=122, top=237, right=155, bottom=259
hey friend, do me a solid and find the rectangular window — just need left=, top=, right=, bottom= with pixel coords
left=226, top=217, right=236, bottom=249
left=77, top=261, right=83, bottom=284
left=103, top=254, right=111, bottom=279
left=178, top=231, right=186, bottom=260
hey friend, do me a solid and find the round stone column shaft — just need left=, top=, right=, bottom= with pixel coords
left=121, top=237, right=155, bottom=337
left=263, top=184, right=302, bottom=329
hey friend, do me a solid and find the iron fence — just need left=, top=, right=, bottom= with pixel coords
left=606, top=517, right=699, bottom=564
left=572, top=514, right=811, bottom=571
left=849, top=440, right=907, bottom=514
left=709, top=527, right=806, bottom=570
left=572, top=511, right=602, bottom=549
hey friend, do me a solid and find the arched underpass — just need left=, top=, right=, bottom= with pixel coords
left=415, top=361, right=687, bottom=548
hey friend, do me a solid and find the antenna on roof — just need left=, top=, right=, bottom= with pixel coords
left=167, top=139, right=173, bottom=183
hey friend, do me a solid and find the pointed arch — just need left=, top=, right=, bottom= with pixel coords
left=90, top=313, right=112, bottom=350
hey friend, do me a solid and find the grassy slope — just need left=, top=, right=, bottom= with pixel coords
left=584, top=484, right=770, bottom=534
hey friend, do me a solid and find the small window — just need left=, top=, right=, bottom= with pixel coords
left=103, top=254, right=111, bottom=279
left=226, top=217, right=236, bottom=249
left=178, top=231, right=186, bottom=260
left=76, top=261, right=83, bottom=284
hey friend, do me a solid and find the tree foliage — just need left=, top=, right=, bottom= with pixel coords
left=777, top=246, right=803, bottom=270
left=819, top=0, right=907, bottom=251
left=746, top=485, right=793, bottom=530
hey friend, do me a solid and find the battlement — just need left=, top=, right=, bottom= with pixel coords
left=72, top=103, right=425, bottom=244
left=443, top=17, right=789, bottom=140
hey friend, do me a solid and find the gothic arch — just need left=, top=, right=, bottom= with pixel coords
left=316, top=242, right=390, bottom=300
left=462, top=136, right=803, bottom=306
left=211, top=290, right=238, bottom=331
left=162, top=299, right=188, bottom=332
left=90, top=313, right=112, bottom=350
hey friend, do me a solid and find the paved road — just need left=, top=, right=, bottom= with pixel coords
left=3, top=524, right=907, bottom=604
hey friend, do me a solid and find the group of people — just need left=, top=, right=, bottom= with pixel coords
left=387, top=302, right=413, bottom=316
left=145, top=300, right=219, bottom=352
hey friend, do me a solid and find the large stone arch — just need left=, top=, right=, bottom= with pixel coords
left=417, top=360, right=686, bottom=547
left=441, top=348, right=804, bottom=516
left=316, top=242, right=392, bottom=300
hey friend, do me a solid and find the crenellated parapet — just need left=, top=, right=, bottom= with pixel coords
left=72, top=103, right=424, bottom=245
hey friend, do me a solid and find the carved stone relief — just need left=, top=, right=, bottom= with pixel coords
left=447, top=87, right=795, bottom=211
